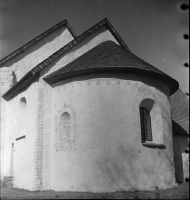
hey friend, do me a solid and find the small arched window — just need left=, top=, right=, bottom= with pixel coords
left=140, top=107, right=153, bottom=142
left=60, top=112, right=71, bottom=141
left=19, top=97, right=27, bottom=108
left=56, top=105, right=76, bottom=151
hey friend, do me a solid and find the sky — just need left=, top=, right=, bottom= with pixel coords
left=0, top=0, right=189, bottom=94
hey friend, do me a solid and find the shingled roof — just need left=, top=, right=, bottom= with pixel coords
left=171, top=89, right=189, bottom=135
left=0, top=19, right=77, bottom=66
left=2, top=18, right=131, bottom=100
left=44, top=40, right=179, bottom=95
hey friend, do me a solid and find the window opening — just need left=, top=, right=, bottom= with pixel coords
left=60, top=112, right=71, bottom=141
left=140, top=107, right=153, bottom=142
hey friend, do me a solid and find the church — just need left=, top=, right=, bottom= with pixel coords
left=0, top=18, right=189, bottom=192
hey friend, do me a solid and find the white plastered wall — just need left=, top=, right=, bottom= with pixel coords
left=0, top=25, right=74, bottom=181
left=0, top=26, right=74, bottom=82
left=40, top=26, right=120, bottom=77
left=48, top=75, right=175, bottom=192
left=3, top=82, right=38, bottom=190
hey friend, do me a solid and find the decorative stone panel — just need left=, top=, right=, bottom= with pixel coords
left=50, top=76, right=175, bottom=192
left=55, top=103, right=77, bottom=152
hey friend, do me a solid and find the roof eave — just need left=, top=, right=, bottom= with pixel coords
left=43, top=67, right=179, bottom=95
left=2, top=72, right=39, bottom=101
left=1, top=18, right=131, bottom=100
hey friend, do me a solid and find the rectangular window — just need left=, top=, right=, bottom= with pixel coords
left=140, top=107, right=153, bottom=142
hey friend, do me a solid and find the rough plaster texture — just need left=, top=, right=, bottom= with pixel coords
left=0, top=26, right=73, bottom=181
left=2, top=82, right=39, bottom=190
left=170, top=89, right=189, bottom=184
left=34, top=81, right=53, bottom=190
left=1, top=74, right=177, bottom=192
left=0, top=27, right=74, bottom=82
left=40, top=27, right=119, bottom=77
left=173, top=134, right=189, bottom=183
left=33, top=86, right=45, bottom=190
left=1, top=20, right=187, bottom=191
left=0, top=27, right=116, bottom=181
left=0, top=68, right=13, bottom=94
left=0, top=97, right=7, bottom=179
left=47, top=75, right=175, bottom=192
left=0, top=68, right=14, bottom=179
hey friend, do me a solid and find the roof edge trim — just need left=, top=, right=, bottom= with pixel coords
left=1, top=18, right=135, bottom=100
left=30, top=18, right=131, bottom=75
left=0, top=19, right=77, bottom=66
left=43, top=67, right=179, bottom=95
left=2, top=71, right=39, bottom=101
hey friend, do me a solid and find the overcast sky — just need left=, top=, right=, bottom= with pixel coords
left=0, top=0, right=189, bottom=93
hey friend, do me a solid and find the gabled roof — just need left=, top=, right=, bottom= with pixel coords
left=2, top=18, right=131, bottom=100
left=171, top=89, right=189, bottom=135
left=44, top=41, right=179, bottom=95
left=29, top=18, right=131, bottom=76
left=0, top=19, right=77, bottom=66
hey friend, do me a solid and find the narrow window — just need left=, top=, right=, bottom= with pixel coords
left=60, top=112, right=71, bottom=141
left=19, top=97, right=27, bottom=107
left=140, top=107, right=152, bottom=142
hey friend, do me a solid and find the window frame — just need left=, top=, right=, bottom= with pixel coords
left=140, top=107, right=153, bottom=142
left=60, top=112, right=71, bottom=141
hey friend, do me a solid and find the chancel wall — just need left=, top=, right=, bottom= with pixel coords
left=47, top=75, right=175, bottom=192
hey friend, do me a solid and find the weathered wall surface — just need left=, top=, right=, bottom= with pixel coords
left=173, top=134, right=189, bottom=183
left=2, top=82, right=38, bottom=190
left=0, top=68, right=14, bottom=180
left=171, top=89, right=189, bottom=183
left=41, top=27, right=120, bottom=77
left=0, top=97, right=8, bottom=180
left=0, top=25, right=74, bottom=182
left=48, top=75, right=175, bottom=192
left=0, top=68, right=14, bottom=94
left=41, top=82, right=53, bottom=190
left=0, top=27, right=74, bottom=83
left=31, top=81, right=53, bottom=190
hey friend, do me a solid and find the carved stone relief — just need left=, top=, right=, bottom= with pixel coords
left=55, top=103, right=77, bottom=151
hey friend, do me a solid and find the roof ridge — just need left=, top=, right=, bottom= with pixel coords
left=30, top=18, right=131, bottom=75
left=128, top=51, right=168, bottom=76
left=2, top=18, right=155, bottom=100
left=0, top=19, right=77, bottom=66
left=43, top=40, right=178, bottom=95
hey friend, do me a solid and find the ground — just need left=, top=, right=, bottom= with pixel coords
left=1, top=182, right=189, bottom=199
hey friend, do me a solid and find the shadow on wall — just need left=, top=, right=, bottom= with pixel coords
left=172, top=120, right=189, bottom=184
left=96, top=143, right=162, bottom=190
left=12, top=71, right=17, bottom=86
left=173, top=120, right=188, bottom=135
